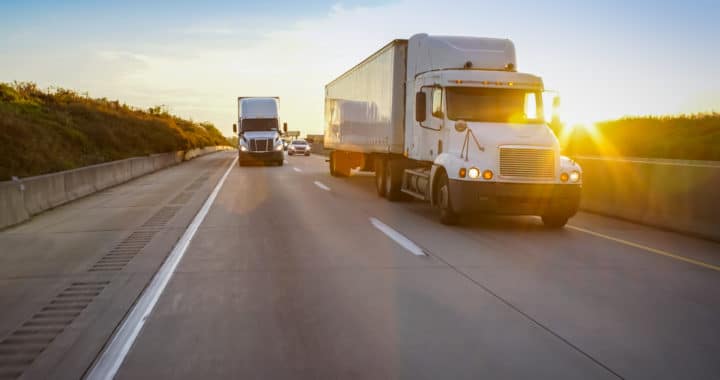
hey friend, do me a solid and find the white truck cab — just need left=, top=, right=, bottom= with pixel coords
left=233, top=97, right=286, bottom=166
left=325, top=34, right=582, bottom=227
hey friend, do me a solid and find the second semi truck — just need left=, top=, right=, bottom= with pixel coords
left=233, top=97, right=286, bottom=166
left=324, top=34, right=582, bottom=226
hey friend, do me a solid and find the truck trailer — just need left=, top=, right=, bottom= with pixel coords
left=233, top=97, right=286, bottom=166
left=324, top=34, right=582, bottom=226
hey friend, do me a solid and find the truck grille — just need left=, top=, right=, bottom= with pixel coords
left=499, top=147, right=555, bottom=179
left=249, top=138, right=272, bottom=152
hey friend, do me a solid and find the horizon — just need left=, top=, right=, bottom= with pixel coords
left=2, top=0, right=719, bottom=136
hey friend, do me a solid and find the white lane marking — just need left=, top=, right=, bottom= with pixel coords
left=370, top=217, right=426, bottom=256
left=85, top=156, right=238, bottom=380
left=293, top=167, right=302, bottom=172
left=314, top=181, right=330, bottom=191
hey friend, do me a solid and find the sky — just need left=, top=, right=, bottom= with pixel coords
left=1, top=0, right=719, bottom=136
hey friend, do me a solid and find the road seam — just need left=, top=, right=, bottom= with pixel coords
left=423, top=246, right=625, bottom=379
left=84, top=156, right=238, bottom=380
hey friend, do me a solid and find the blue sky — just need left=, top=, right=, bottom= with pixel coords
left=2, top=0, right=719, bottom=135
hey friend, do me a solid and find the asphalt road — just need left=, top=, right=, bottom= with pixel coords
left=1, top=151, right=719, bottom=379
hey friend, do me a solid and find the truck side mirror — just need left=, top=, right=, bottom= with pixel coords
left=415, top=92, right=426, bottom=122
left=232, top=123, right=237, bottom=133
left=283, top=122, right=288, bottom=134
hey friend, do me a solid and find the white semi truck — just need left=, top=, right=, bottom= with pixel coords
left=233, top=97, right=286, bottom=166
left=324, top=34, right=582, bottom=226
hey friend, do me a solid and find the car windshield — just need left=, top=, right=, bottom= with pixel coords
left=241, top=118, right=278, bottom=132
left=446, top=87, right=544, bottom=123
left=292, top=140, right=306, bottom=145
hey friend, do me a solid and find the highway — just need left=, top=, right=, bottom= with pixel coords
left=1, top=151, right=719, bottom=379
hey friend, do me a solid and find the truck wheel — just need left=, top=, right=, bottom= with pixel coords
left=277, top=160, right=284, bottom=166
left=375, top=158, right=386, bottom=197
left=385, top=159, right=402, bottom=201
left=541, top=213, right=569, bottom=228
left=436, top=170, right=458, bottom=225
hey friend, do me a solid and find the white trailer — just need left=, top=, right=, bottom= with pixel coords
left=324, top=34, right=582, bottom=226
left=233, top=97, right=287, bottom=166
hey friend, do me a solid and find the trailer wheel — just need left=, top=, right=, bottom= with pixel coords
left=435, top=170, right=458, bottom=225
left=385, top=159, right=403, bottom=202
left=374, top=158, right=386, bottom=197
left=541, top=213, right=569, bottom=228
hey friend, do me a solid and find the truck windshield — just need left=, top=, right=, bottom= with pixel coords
left=446, top=87, right=544, bottom=124
left=241, top=118, right=278, bottom=132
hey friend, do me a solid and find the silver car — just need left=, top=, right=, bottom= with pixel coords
left=287, top=139, right=311, bottom=156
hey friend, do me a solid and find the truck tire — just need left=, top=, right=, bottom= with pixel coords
left=541, top=213, right=569, bottom=228
left=435, top=170, right=458, bottom=225
left=374, top=158, right=386, bottom=197
left=277, top=160, right=284, bottom=166
left=329, top=151, right=351, bottom=177
left=385, top=159, right=403, bottom=202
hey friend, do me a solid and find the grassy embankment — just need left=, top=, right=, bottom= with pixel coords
left=554, top=113, right=720, bottom=161
left=0, top=82, right=231, bottom=180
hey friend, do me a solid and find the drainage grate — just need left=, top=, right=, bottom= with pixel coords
left=88, top=230, right=158, bottom=272
left=169, top=192, right=193, bottom=205
left=0, top=281, right=109, bottom=379
left=141, top=206, right=180, bottom=229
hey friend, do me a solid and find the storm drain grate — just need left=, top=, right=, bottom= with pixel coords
left=0, top=281, right=109, bottom=379
left=88, top=230, right=159, bottom=272
left=169, top=192, right=194, bottom=205
left=141, top=206, right=181, bottom=229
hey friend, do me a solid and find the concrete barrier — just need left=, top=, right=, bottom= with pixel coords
left=0, top=146, right=231, bottom=229
left=576, top=156, right=720, bottom=241
left=22, top=173, right=67, bottom=215
left=0, top=181, right=29, bottom=228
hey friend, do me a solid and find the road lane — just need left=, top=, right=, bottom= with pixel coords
left=117, top=155, right=618, bottom=379
left=291, top=154, right=720, bottom=379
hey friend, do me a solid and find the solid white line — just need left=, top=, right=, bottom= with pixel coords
left=85, top=156, right=238, bottom=380
left=293, top=167, right=302, bottom=172
left=369, top=217, right=426, bottom=256
left=314, top=181, right=330, bottom=191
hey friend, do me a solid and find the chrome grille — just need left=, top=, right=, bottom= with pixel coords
left=499, top=147, right=555, bottom=179
left=249, top=138, right=272, bottom=152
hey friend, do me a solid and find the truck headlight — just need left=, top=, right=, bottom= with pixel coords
left=569, top=171, right=580, bottom=183
left=468, top=167, right=480, bottom=179
left=274, top=143, right=283, bottom=151
left=240, top=145, right=248, bottom=152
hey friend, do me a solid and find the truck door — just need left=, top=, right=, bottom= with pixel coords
left=412, top=81, right=444, bottom=161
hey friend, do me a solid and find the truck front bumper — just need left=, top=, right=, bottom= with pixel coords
left=448, top=180, right=581, bottom=216
left=239, top=151, right=284, bottom=164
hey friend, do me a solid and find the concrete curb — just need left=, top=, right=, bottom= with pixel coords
left=0, top=146, right=233, bottom=230
left=576, top=156, right=720, bottom=241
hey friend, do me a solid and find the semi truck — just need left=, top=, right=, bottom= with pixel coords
left=324, top=34, right=582, bottom=226
left=233, top=97, right=286, bottom=166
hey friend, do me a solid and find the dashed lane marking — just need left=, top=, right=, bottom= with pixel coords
left=370, top=217, right=427, bottom=256
left=314, top=181, right=330, bottom=191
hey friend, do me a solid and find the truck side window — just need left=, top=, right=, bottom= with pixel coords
left=432, top=87, right=443, bottom=118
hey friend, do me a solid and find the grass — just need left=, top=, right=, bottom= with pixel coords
left=556, top=113, right=720, bottom=161
left=0, top=82, right=231, bottom=180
